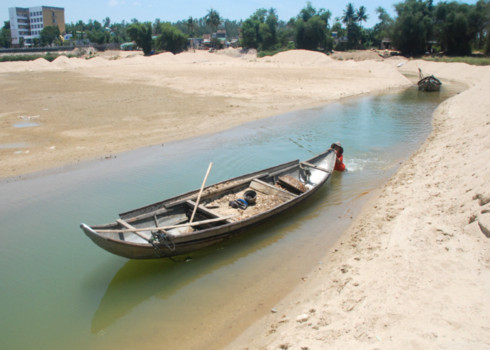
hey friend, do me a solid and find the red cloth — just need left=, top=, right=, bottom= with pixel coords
left=334, top=154, right=346, bottom=171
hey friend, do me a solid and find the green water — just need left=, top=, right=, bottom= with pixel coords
left=0, top=86, right=459, bottom=349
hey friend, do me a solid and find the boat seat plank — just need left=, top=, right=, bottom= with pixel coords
left=116, top=219, right=151, bottom=241
left=250, top=179, right=297, bottom=201
left=186, top=200, right=227, bottom=220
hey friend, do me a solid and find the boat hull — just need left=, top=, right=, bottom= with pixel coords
left=417, top=75, right=442, bottom=92
left=81, top=150, right=336, bottom=259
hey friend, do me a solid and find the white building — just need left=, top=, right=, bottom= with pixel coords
left=9, top=6, right=65, bottom=46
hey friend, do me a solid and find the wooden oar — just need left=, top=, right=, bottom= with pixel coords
left=93, top=215, right=236, bottom=233
left=189, top=162, right=213, bottom=223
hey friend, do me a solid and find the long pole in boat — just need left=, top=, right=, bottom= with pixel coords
left=189, top=162, right=213, bottom=223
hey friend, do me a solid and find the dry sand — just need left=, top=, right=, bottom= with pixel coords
left=0, top=49, right=409, bottom=179
left=227, top=57, right=490, bottom=349
left=1, top=49, right=489, bottom=348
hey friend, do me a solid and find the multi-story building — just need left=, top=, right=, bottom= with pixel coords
left=9, top=6, right=65, bottom=46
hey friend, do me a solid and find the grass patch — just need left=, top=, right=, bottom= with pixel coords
left=422, top=56, right=490, bottom=66
left=0, top=52, right=78, bottom=62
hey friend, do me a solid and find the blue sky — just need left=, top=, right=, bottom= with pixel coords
left=2, top=0, right=478, bottom=28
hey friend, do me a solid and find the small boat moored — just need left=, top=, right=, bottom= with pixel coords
left=80, top=149, right=337, bottom=259
left=417, top=68, right=442, bottom=92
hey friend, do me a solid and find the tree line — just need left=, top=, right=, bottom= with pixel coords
left=1, top=0, right=489, bottom=56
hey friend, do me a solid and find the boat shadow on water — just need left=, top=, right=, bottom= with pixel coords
left=90, top=182, right=335, bottom=333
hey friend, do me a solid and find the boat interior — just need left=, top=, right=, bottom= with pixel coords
left=93, top=153, right=334, bottom=244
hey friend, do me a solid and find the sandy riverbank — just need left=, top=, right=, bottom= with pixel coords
left=226, top=58, right=490, bottom=349
left=1, top=49, right=489, bottom=349
left=0, top=49, right=410, bottom=179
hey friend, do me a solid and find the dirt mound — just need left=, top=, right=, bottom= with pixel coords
left=52, top=55, right=71, bottom=66
left=31, top=57, right=52, bottom=68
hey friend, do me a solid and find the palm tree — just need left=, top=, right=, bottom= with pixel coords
left=186, top=16, right=197, bottom=37
left=342, top=3, right=356, bottom=25
left=356, top=6, right=369, bottom=27
left=205, top=9, right=222, bottom=49
left=187, top=16, right=197, bottom=51
left=205, top=8, right=222, bottom=32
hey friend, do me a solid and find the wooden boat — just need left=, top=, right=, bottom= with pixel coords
left=80, top=149, right=336, bottom=259
left=417, top=75, right=442, bottom=91
left=417, top=69, right=441, bottom=92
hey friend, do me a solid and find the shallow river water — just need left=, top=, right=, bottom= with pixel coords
left=0, top=85, right=460, bottom=349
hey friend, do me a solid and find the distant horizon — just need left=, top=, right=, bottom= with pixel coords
left=2, top=0, right=479, bottom=30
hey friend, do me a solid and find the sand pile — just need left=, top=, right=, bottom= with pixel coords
left=32, top=57, right=52, bottom=68
left=52, top=55, right=72, bottom=67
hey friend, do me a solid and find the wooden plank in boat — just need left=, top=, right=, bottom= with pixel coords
left=277, top=175, right=308, bottom=194
left=250, top=179, right=297, bottom=201
left=186, top=200, right=229, bottom=221
left=116, top=219, right=151, bottom=241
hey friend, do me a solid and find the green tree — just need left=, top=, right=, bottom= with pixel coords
left=153, top=18, right=162, bottom=35
left=0, top=21, right=11, bottom=48
left=346, top=22, right=362, bottom=49
left=469, top=0, right=490, bottom=51
left=341, top=3, right=364, bottom=49
left=127, top=22, right=153, bottom=55
left=109, top=21, right=130, bottom=44
left=391, top=0, right=434, bottom=56
left=294, top=2, right=332, bottom=52
left=103, top=17, right=111, bottom=28
left=241, top=17, right=260, bottom=48
left=486, top=26, right=490, bottom=55
left=40, top=25, right=60, bottom=46
left=263, top=8, right=279, bottom=49
left=87, top=29, right=109, bottom=44
left=241, top=8, right=280, bottom=51
left=435, top=5, right=472, bottom=55
left=434, top=1, right=488, bottom=55
left=357, top=6, right=369, bottom=27
left=155, top=23, right=188, bottom=54
left=299, top=2, right=317, bottom=22
left=205, top=9, right=222, bottom=32
left=372, top=7, right=394, bottom=48
left=186, top=17, right=197, bottom=37
left=342, top=3, right=356, bottom=25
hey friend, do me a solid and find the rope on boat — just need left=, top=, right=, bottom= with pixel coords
left=150, top=230, right=176, bottom=252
